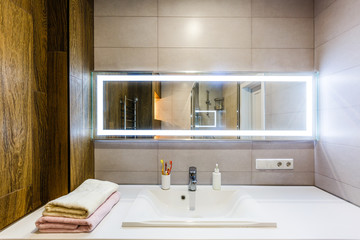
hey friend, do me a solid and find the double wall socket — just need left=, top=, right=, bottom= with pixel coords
left=256, top=158, right=294, bottom=170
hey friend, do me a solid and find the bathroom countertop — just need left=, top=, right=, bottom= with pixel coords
left=1, top=185, right=360, bottom=240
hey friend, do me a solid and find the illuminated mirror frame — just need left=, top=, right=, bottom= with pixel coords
left=95, top=74, right=314, bottom=137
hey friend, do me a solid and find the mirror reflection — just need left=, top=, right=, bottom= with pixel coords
left=102, top=80, right=307, bottom=133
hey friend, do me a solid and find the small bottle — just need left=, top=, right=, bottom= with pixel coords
left=212, top=163, right=221, bottom=190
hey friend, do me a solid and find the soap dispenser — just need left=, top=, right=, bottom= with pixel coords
left=212, top=163, right=221, bottom=190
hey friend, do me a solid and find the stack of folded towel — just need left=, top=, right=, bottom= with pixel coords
left=35, top=179, right=120, bottom=233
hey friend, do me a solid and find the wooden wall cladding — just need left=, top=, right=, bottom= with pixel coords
left=46, top=52, right=69, bottom=201
left=0, top=0, right=35, bottom=229
left=69, top=0, right=94, bottom=191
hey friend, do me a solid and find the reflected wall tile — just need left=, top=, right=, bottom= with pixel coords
left=252, top=0, right=314, bottom=18
left=158, top=18, right=251, bottom=48
left=159, top=48, right=251, bottom=72
left=94, top=0, right=157, bottom=17
left=158, top=0, right=251, bottom=17
left=252, top=18, right=313, bottom=49
left=94, top=48, right=157, bottom=71
left=95, top=17, right=157, bottom=47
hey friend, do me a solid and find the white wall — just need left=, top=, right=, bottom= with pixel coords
left=315, top=0, right=360, bottom=206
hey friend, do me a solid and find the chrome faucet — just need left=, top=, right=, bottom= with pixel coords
left=188, top=167, right=197, bottom=191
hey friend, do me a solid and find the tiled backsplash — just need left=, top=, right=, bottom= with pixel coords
left=95, top=140, right=314, bottom=185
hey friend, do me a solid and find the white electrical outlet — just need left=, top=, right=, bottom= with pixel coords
left=256, top=158, right=294, bottom=170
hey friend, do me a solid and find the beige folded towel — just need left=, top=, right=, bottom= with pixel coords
left=43, top=179, right=119, bottom=219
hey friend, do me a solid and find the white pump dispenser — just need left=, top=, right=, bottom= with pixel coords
left=212, top=163, right=221, bottom=190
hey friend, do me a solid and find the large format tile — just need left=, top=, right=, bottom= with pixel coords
left=159, top=48, right=251, bottom=71
left=158, top=18, right=251, bottom=48
left=252, top=49, right=314, bottom=71
left=252, top=0, right=313, bottom=18
left=252, top=172, right=314, bottom=185
left=315, top=173, right=360, bottom=206
left=158, top=149, right=252, bottom=172
left=94, top=48, right=157, bottom=71
left=314, top=0, right=335, bottom=17
left=95, top=171, right=158, bottom=184
left=94, top=17, right=157, bottom=47
left=158, top=0, right=251, bottom=17
left=95, top=148, right=158, bottom=171
left=169, top=171, right=251, bottom=185
left=315, top=24, right=360, bottom=75
left=315, top=142, right=360, bottom=188
left=315, top=0, right=360, bottom=47
left=252, top=18, right=313, bottom=49
left=318, top=66, right=360, bottom=110
left=94, top=0, right=157, bottom=16
left=319, top=106, right=360, bottom=147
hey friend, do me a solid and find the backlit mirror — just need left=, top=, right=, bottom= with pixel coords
left=93, top=73, right=315, bottom=139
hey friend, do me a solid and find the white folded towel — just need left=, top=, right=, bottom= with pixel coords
left=43, top=179, right=119, bottom=219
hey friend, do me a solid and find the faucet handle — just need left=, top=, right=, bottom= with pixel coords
left=189, top=166, right=197, bottom=174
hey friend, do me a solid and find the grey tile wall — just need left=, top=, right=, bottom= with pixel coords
left=315, top=0, right=360, bottom=206
left=95, top=140, right=314, bottom=185
left=94, top=0, right=314, bottom=72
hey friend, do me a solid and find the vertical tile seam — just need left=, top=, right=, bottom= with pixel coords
left=250, top=0, right=253, bottom=70
left=157, top=0, right=159, bottom=71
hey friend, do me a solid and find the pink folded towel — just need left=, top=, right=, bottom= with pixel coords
left=36, top=191, right=121, bottom=233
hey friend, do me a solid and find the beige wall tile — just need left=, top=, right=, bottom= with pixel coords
left=158, top=18, right=251, bottom=48
left=94, top=48, right=157, bottom=71
left=95, top=148, right=158, bottom=171
left=95, top=17, right=157, bottom=47
left=94, top=0, right=157, bottom=16
left=158, top=0, right=251, bottom=17
left=319, top=106, right=360, bottom=147
left=252, top=0, right=314, bottom=18
left=252, top=49, right=314, bottom=71
left=252, top=172, right=314, bottom=185
left=252, top=18, right=313, bottom=49
left=315, top=0, right=360, bottom=47
left=315, top=142, right=360, bottom=188
left=318, top=66, right=360, bottom=110
left=158, top=149, right=252, bottom=172
left=169, top=171, right=252, bottom=185
left=315, top=24, right=360, bottom=75
left=159, top=48, right=251, bottom=71
left=314, top=0, right=336, bottom=17
left=95, top=171, right=158, bottom=184
left=315, top=173, right=360, bottom=206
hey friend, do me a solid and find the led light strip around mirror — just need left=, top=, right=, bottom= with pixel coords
left=96, top=75, right=314, bottom=137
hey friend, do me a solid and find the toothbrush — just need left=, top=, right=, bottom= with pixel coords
left=168, top=160, right=173, bottom=175
left=161, top=159, right=164, bottom=175
left=165, top=162, right=167, bottom=175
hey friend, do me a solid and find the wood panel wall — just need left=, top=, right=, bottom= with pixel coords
left=69, top=0, right=94, bottom=191
left=0, top=0, right=94, bottom=229
left=0, top=0, right=47, bottom=229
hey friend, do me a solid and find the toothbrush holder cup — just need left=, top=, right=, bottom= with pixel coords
left=161, top=174, right=171, bottom=190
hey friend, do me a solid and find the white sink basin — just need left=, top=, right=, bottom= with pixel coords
left=122, top=186, right=276, bottom=228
